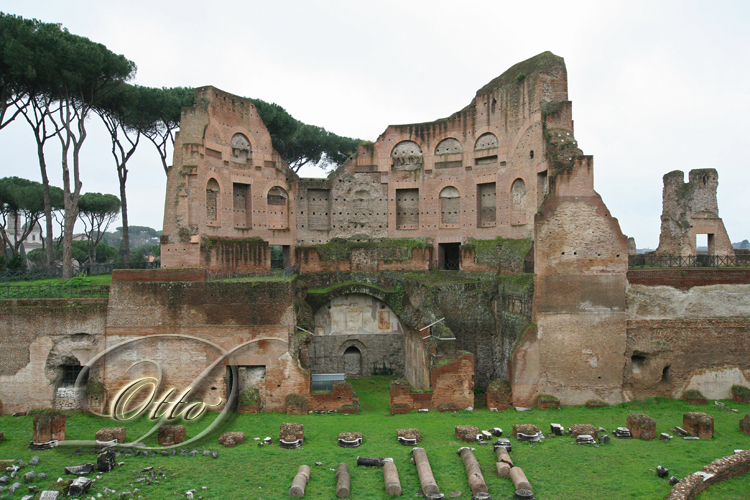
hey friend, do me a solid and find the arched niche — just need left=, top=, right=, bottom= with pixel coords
left=206, top=178, right=220, bottom=221
left=474, top=132, right=499, bottom=151
left=267, top=186, right=289, bottom=229
left=435, top=138, right=463, bottom=155
left=308, top=294, right=405, bottom=378
left=511, top=178, right=527, bottom=225
left=391, top=141, right=423, bottom=170
left=230, top=133, right=251, bottom=163
left=439, top=186, right=460, bottom=225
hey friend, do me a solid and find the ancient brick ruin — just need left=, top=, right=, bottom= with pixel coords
left=1, top=51, right=748, bottom=416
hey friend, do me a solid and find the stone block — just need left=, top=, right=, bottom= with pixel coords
left=683, top=412, right=714, bottom=439
left=32, top=410, right=66, bottom=443
left=626, top=414, right=656, bottom=440
left=568, top=424, right=598, bottom=439
left=218, top=432, right=245, bottom=447
left=157, top=425, right=186, bottom=446
left=683, top=389, right=708, bottom=405
left=537, top=394, right=560, bottom=410
left=280, top=423, right=304, bottom=442
left=455, top=425, right=481, bottom=442
left=732, top=385, right=750, bottom=403
left=95, top=427, right=126, bottom=442
left=740, top=414, right=750, bottom=436
left=512, top=424, right=540, bottom=438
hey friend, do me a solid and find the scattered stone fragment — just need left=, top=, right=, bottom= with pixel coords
left=289, top=464, right=310, bottom=497
left=455, top=426, right=481, bottom=443
left=338, top=432, right=363, bottom=448
left=397, top=428, right=420, bottom=446
left=598, top=435, right=610, bottom=445
left=22, top=471, right=35, bottom=483
left=576, top=435, right=595, bottom=445
left=512, top=424, right=540, bottom=438
left=418, top=408, right=429, bottom=413
left=180, top=450, right=187, bottom=457
left=626, top=413, right=656, bottom=440
left=211, top=451, right=218, bottom=459
left=28, top=485, right=39, bottom=494
left=68, top=477, right=93, bottom=496
left=457, top=447, right=488, bottom=497
left=683, top=412, right=714, bottom=439
left=64, top=463, right=94, bottom=476
left=356, top=457, right=385, bottom=467
left=97, top=451, right=116, bottom=472
left=514, top=407, right=533, bottom=412
left=684, top=436, right=700, bottom=441
left=491, top=428, right=503, bottom=437
left=613, top=427, right=631, bottom=439
left=660, top=433, right=673, bottom=440
left=218, top=432, right=245, bottom=448
left=514, top=489, right=535, bottom=500
left=29, top=457, right=40, bottom=467
left=480, top=431, right=492, bottom=441
left=412, top=448, right=441, bottom=498
left=39, top=491, right=60, bottom=499
left=550, top=424, right=564, bottom=436
left=657, top=466, right=668, bottom=478
left=9, top=482, right=21, bottom=494
left=335, top=463, right=350, bottom=498
left=158, top=425, right=186, bottom=446
left=96, top=427, right=126, bottom=442
left=494, top=439, right=512, bottom=452
left=509, top=467, right=532, bottom=492
left=202, top=450, right=211, bottom=456
left=517, top=432, right=543, bottom=443
left=568, top=424, right=598, bottom=439
left=383, top=458, right=401, bottom=496
left=668, top=476, right=680, bottom=485
left=264, top=437, right=272, bottom=445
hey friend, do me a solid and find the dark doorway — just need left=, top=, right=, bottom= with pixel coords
left=439, top=243, right=460, bottom=270
left=343, top=346, right=362, bottom=377
left=270, top=245, right=283, bottom=269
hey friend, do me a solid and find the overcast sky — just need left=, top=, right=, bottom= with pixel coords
left=1, top=0, right=748, bottom=248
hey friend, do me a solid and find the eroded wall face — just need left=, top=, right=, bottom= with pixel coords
left=512, top=157, right=630, bottom=407
left=655, top=169, right=734, bottom=257
left=625, top=282, right=750, bottom=400
left=0, top=299, right=107, bottom=413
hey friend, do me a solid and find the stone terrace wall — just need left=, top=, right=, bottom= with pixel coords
left=112, top=268, right=206, bottom=283
left=627, top=269, right=750, bottom=290
left=0, top=299, right=107, bottom=413
left=667, top=450, right=750, bottom=500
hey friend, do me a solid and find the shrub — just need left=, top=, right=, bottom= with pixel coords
left=585, top=400, right=609, bottom=408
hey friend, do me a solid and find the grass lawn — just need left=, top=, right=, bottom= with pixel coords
left=1, top=377, right=749, bottom=499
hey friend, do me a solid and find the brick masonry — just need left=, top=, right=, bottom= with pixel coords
left=627, top=268, right=750, bottom=290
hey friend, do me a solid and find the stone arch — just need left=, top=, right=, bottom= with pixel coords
left=230, top=133, right=251, bottom=163
left=475, top=132, right=499, bottom=150
left=435, top=138, right=463, bottom=155
left=391, top=141, right=423, bottom=170
left=439, top=186, right=461, bottom=225
left=206, top=178, right=220, bottom=222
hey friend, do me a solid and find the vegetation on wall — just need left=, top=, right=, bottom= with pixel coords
left=297, top=238, right=428, bottom=262
left=462, top=236, right=532, bottom=273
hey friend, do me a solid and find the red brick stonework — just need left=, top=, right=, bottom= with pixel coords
left=626, top=413, right=656, bottom=440
left=627, top=269, right=750, bottom=290
left=111, top=268, right=206, bottom=283
left=683, top=412, right=714, bottom=439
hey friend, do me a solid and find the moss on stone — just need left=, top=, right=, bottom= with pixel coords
left=85, top=380, right=106, bottom=398
left=462, top=237, right=532, bottom=272
left=239, top=386, right=260, bottom=405
left=544, top=128, right=583, bottom=177
left=297, top=238, right=428, bottom=262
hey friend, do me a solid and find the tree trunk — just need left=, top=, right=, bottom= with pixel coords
left=119, top=167, right=130, bottom=266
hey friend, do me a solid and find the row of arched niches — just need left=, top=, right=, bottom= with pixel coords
left=391, top=134, right=499, bottom=169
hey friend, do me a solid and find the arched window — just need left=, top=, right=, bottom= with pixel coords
left=391, top=141, right=423, bottom=170
left=439, top=186, right=460, bottom=225
left=230, top=133, right=251, bottom=163
left=343, top=346, right=362, bottom=377
left=206, top=178, right=220, bottom=221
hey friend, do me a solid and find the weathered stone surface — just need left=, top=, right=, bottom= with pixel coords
left=683, top=412, right=714, bottom=439
left=626, top=414, right=656, bottom=441
left=568, top=424, right=598, bottom=439
left=289, top=464, right=310, bottom=497
left=509, top=467, right=532, bottom=492
left=383, top=459, right=401, bottom=497
left=338, top=432, right=362, bottom=448
left=512, top=424, right=540, bottom=438
left=96, top=451, right=116, bottom=473
left=95, top=427, right=126, bottom=442
left=455, top=425, right=481, bottom=443
left=157, top=425, right=186, bottom=446
left=458, top=447, right=488, bottom=495
left=485, top=379, right=512, bottom=411
left=280, top=423, right=304, bottom=442
left=740, top=414, right=750, bottom=436
left=64, top=463, right=94, bottom=475
left=32, top=411, right=66, bottom=443
left=397, top=428, right=420, bottom=445
left=335, top=463, right=350, bottom=498
left=68, top=477, right=92, bottom=496
left=497, top=461, right=511, bottom=478
left=218, top=432, right=246, bottom=447
left=412, top=448, right=440, bottom=497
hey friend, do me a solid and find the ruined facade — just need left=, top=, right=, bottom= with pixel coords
left=1, top=52, right=748, bottom=415
left=655, top=169, right=734, bottom=256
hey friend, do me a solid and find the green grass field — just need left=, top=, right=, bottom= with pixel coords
left=1, top=377, right=749, bottom=499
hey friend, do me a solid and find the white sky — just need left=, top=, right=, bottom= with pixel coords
left=1, top=0, right=748, bottom=248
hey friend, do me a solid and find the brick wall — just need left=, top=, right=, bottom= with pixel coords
left=390, top=352, right=474, bottom=412
left=627, top=268, right=750, bottom=290
left=112, top=268, right=206, bottom=283
left=667, top=450, right=750, bottom=500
